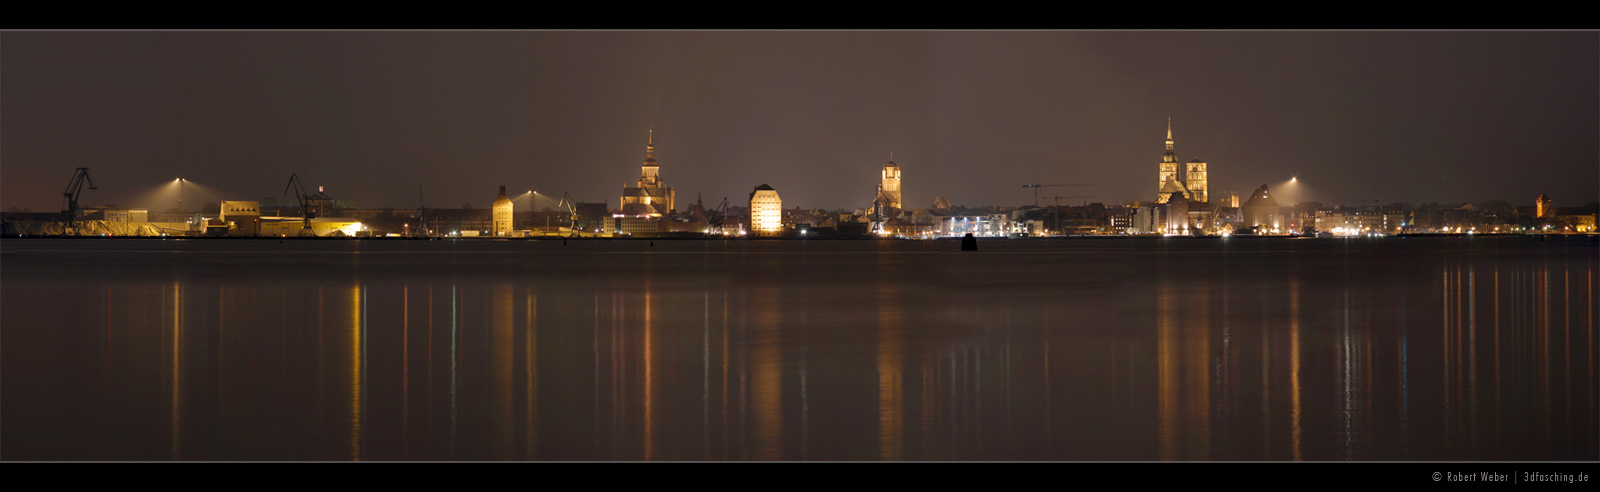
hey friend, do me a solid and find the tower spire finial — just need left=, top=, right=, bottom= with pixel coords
left=1165, top=117, right=1174, bottom=151
left=646, top=127, right=655, bottom=159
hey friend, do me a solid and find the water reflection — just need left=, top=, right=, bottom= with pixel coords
left=1, top=238, right=1595, bottom=460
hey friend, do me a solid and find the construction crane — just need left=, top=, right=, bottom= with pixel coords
left=1048, top=195, right=1101, bottom=207
left=283, top=173, right=314, bottom=236
left=61, top=167, right=97, bottom=232
left=1044, top=195, right=1100, bottom=235
left=1022, top=182, right=1093, bottom=207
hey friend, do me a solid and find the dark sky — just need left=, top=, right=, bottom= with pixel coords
left=4, top=31, right=1596, bottom=212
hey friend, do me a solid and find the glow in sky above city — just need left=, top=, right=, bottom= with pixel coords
left=2, top=31, right=1595, bottom=211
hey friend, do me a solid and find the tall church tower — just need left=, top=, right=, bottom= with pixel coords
left=881, top=153, right=902, bottom=209
left=1156, top=119, right=1187, bottom=204
left=639, top=128, right=661, bottom=188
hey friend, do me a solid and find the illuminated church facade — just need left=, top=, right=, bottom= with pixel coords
left=620, top=129, right=675, bottom=217
left=876, top=153, right=902, bottom=211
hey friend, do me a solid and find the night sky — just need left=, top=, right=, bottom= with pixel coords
left=3, top=31, right=1596, bottom=212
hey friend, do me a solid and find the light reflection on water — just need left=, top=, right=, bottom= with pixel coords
left=1, top=237, right=1595, bottom=461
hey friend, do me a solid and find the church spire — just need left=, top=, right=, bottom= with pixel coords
left=646, top=127, right=655, bottom=159
left=1165, top=117, right=1173, bottom=151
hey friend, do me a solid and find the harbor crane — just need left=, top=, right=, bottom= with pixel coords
left=558, top=192, right=580, bottom=236
left=1022, top=182, right=1094, bottom=207
left=62, top=167, right=97, bottom=219
left=283, top=173, right=314, bottom=236
left=711, top=197, right=732, bottom=235
left=61, top=167, right=97, bottom=232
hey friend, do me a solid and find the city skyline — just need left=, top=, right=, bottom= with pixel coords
left=3, top=31, right=1596, bottom=211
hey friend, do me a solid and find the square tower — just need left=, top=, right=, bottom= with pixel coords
left=1185, top=159, right=1207, bottom=203
left=881, top=154, right=902, bottom=209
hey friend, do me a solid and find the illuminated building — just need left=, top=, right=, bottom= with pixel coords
left=610, top=215, right=661, bottom=236
left=1536, top=193, right=1552, bottom=218
left=940, top=213, right=1008, bottom=238
left=1554, top=208, right=1597, bottom=232
left=1314, top=208, right=1389, bottom=236
left=620, top=129, right=675, bottom=217
left=1155, top=119, right=1209, bottom=204
left=492, top=186, right=513, bottom=236
left=748, top=184, right=783, bottom=237
left=880, top=153, right=902, bottom=210
left=219, top=200, right=260, bottom=236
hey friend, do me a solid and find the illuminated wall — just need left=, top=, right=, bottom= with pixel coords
left=259, top=217, right=362, bottom=237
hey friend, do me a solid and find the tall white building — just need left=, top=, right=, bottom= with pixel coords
left=492, top=185, right=513, bottom=236
left=748, top=184, right=783, bottom=237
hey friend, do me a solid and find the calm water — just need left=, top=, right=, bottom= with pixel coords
left=2, top=236, right=1595, bottom=461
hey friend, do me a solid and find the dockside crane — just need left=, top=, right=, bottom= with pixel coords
left=1023, top=182, right=1094, bottom=207
left=558, top=192, right=580, bottom=236
left=284, top=173, right=314, bottom=236
left=711, top=197, right=731, bottom=235
left=61, top=167, right=97, bottom=233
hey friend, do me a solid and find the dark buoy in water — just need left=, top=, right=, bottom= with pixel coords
left=650, top=241, right=654, bottom=247
left=961, top=233, right=978, bottom=251
left=563, top=237, right=568, bottom=246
